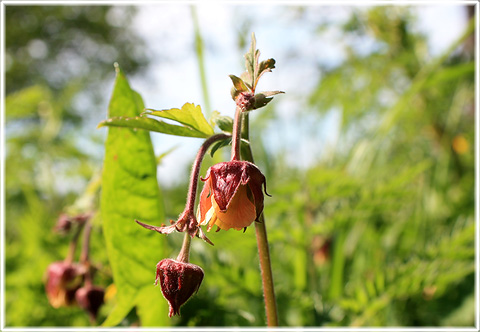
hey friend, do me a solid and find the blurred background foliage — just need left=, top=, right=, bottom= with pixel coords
left=4, top=4, right=476, bottom=327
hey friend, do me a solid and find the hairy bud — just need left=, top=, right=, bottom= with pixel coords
left=155, top=258, right=204, bottom=317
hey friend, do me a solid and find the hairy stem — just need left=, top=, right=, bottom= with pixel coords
left=241, top=113, right=279, bottom=326
left=184, top=133, right=230, bottom=213
left=231, top=106, right=243, bottom=161
left=176, top=232, right=192, bottom=263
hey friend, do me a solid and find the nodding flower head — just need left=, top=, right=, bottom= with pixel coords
left=155, top=258, right=204, bottom=317
left=75, top=285, right=105, bottom=321
left=45, top=261, right=84, bottom=308
left=197, top=160, right=268, bottom=232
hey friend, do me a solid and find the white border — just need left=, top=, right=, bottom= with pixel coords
left=0, top=1, right=478, bottom=331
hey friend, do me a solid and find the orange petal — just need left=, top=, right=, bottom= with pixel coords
left=205, top=207, right=217, bottom=232
left=197, top=178, right=213, bottom=225
left=212, top=184, right=256, bottom=231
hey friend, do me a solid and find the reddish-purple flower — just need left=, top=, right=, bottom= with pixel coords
left=45, top=261, right=84, bottom=308
left=75, top=285, right=105, bottom=321
left=155, top=258, right=204, bottom=317
left=197, top=160, right=268, bottom=231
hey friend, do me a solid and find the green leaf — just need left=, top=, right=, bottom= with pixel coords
left=210, top=137, right=232, bottom=158
left=100, top=64, right=169, bottom=326
left=253, top=91, right=284, bottom=110
left=98, top=115, right=208, bottom=138
left=101, top=292, right=136, bottom=327
left=135, top=285, right=169, bottom=326
left=229, top=74, right=250, bottom=100
left=210, top=111, right=234, bottom=133
left=229, top=74, right=249, bottom=92
left=5, top=85, right=52, bottom=120
left=239, top=33, right=279, bottom=93
left=244, top=32, right=258, bottom=87
left=256, top=58, right=276, bottom=82
left=146, top=102, right=214, bottom=137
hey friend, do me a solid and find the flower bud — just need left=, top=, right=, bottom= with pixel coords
left=45, top=261, right=84, bottom=308
left=198, top=160, right=268, bottom=231
left=155, top=258, right=204, bottom=317
left=75, top=285, right=105, bottom=321
left=236, top=91, right=255, bottom=112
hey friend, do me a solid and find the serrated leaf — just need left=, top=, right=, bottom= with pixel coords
left=98, top=115, right=208, bottom=138
left=146, top=103, right=214, bottom=137
left=100, top=64, right=169, bottom=326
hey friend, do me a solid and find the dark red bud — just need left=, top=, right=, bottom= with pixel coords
left=155, top=258, right=204, bottom=317
left=75, top=285, right=105, bottom=321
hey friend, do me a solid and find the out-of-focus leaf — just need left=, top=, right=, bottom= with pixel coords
left=156, top=145, right=178, bottom=165
left=145, top=102, right=214, bottom=137
left=5, top=85, right=52, bottom=119
left=100, top=64, right=168, bottom=327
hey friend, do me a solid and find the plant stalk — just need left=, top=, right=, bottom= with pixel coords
left=79, top=217, right=94, bottom=286
left=241, top=112, right=279, bottom=326
left=185, top=133, right=230, bottom=213
left=176, top=232, right=192, bottom=263
left=64, top=221, right=85, bottom=264
left=231, top=106, right=243, bottom=161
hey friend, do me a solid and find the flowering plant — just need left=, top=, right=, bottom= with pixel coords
left=95, top=33, right=282, bottom=325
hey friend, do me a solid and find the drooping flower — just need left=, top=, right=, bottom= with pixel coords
left=75, top=284, right=105, bottom=321
left=155, top=258, right=204, bottom=317
left=45, top=261, right=84, bottom=308
left=197, top=160, right=268, bottom=231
